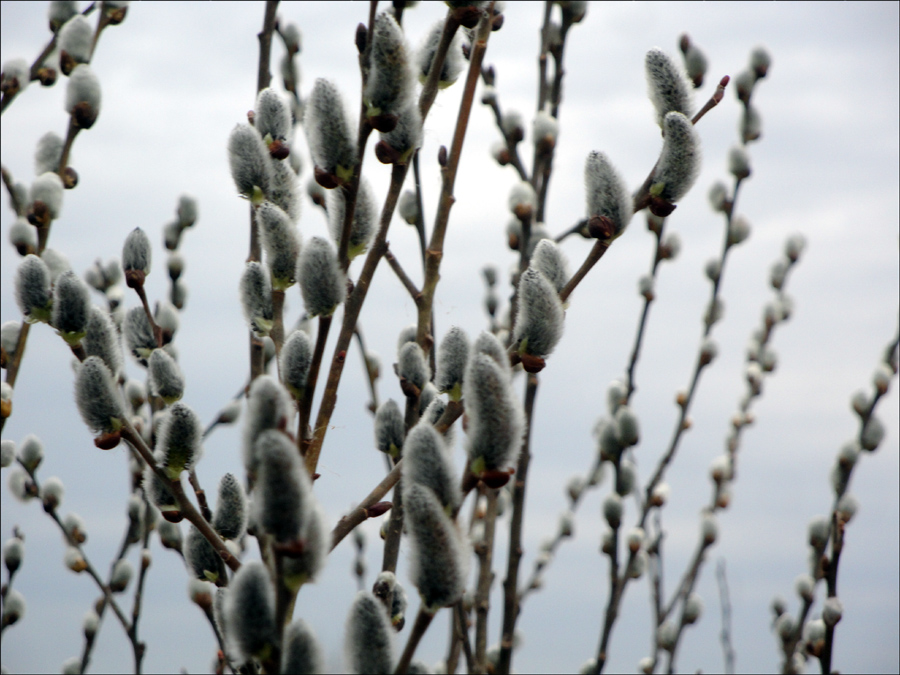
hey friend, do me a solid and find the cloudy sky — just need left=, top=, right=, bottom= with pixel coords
left=1, top=2, right=898, bottom=673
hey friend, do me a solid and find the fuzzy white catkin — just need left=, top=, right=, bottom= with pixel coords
left=225, top=561, right=278, bottom=662
left=375, top=399, right=405, bottom=457
left=2, top=588, right=25, bottom=626
left=228, top=124, right=273, bottom=200
left=122, top=227, right=152, bottom=275
left=327, top=179, right=375, bottom=259
left=255, top=202, right=300, bottom=290
left=530, top=240, right=569, bottom=294
left=417, top=20, right=463, bottom=87
left=463, top=353, right=524, bottom=472
left=365, top=12, right=415, bottom=117
left=157, top=402, right=202, bottom=479
left=148, top=349, right=184, bottom=404
left=253, top=429, right=310, bottom=543
left=52, top=270, right=90, bottom=341
left=123, top=307, right=156, bottom=361
left=30, top=172, right=64, bottom=221
left=184, top=523, right=226, bottom=584
left=212, top=473, right=247, bottom=541
left=58, top=15, right=92, bottom=67
left=1, top=58, right=29, bottom=95
left=239, top=261, right=274, bottom=336
left=65, top=65, right=101, bottom=127
left=83, top=306, right=123, bottom=376
left=282, top=619, right=324, bottom=674
left=305, top=79, right=357, bottom=182
left=75, top=357, right=124, bottom=436
left=380, top=101, right=423, bottom=163
left=472, top=331, right=510, bottom=379
left=513, top=267, right=564, bottom=357
left=403, top=483, right=469, bottom=610
left=345, top=591, right=395, bottom=674
left=398, top=341, right=430, bottom=391
left=9, top=216, right=37, bottom=253
left=268, top=158, right=301, bottom=223
left=645, top=47, right=693, bottom=125
left=584, top=151, right=633, bottom=239
left=280, top=330, right=313, bottom=397
left=242, top=375, right=293, bottom=477
left=435, top=326, right=469, bottom=397
left=652, top=112, right=700, bottom=203
left=297, top=237, right=345, bottom=317
left=34, top=132, right=65, bottom=176
left=402, top=422, right=459, bottom=512
left=255, top=87, right=292, bottom=141
left=17, top=434, right=43, bottom=472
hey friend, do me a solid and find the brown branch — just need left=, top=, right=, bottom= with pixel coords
left=330, top=459, right=403, bottom=552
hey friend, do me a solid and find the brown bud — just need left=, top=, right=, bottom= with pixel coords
left=491, top=13, right=504, bottom=31
left=518, top=352, right=546, bottom=374
left=273, top=539, right=307, bottom=558
left=375, top=140, right=402, bottom=165
left=62, top=167, right=79, bottom=189
left=37, top=66, right=57, bottom=87
left=648, top=195, right=677, bottom=218
left=368, top=113, right=398, bottom=133
left=106, top=5, right=128, bottom=25
left=356, top=23, right=367, bottom=53
left=27, top=201, right=51, bottom=227
left=455, top=6, right=483, bottom=29
left=71, top=101, right=98, bottom=129
left=314, top=165, right=340, bottom=189
left=365, top=501, right=392, bottom=519
left=481, top=468, right=515, bottom=489
left=587, top=215, right=616, bottom=240
left=161, top=509, right=184, bottom=523
left=59, top=51, right=77, bottom=77
left=94, top=430, right=122, bottom=450
left=675, top=391, right=687, bottom=408
left=268, top=139, right=290, bottom=160
left=124, top=269, right=146, bottom=290
left=438, top=145, right=448, bottom=167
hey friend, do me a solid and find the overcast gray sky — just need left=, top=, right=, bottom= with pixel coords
left=1, top=2, right=898, bottom=673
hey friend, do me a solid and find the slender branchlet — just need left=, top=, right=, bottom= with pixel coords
left=148, top=348, right=184, bottom=404
left=345, top=591, right=395, bottom=674
left=298, top=237, right=346, bottom=317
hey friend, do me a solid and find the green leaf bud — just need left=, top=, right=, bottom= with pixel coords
left=1, top=588, right=25, bottom=627
left=65, top=64, right=101, bottom=129
left=513, top=267, right=564, bottom=359
left=225, top=561, right=278, bottom=661
left=305, top=79, right=357, bottom=186
left=212, top=473, right=247, bottom=541
left=158, top=402, right=202, bottom=479
left=3, top=537, right=24, bottom=575
left=34, top=132, right=64, bottom=176
left=110, top=558, right=133, bottom=593
left=327, top=179, right=375, bottom=260
left=58, top=15, right=92, bottom=73
left=403, top=422, right=459, bottom=512
left=728, top=145, right=751, bottom=180
left=435, top=326, right=469, bottom=399
left=603, top=493, right=623, bottom=528
left=345, top=591, right=395, bottom=673
left=228, top=124, right=272, bottom=203
left=243, top=375, right=293, bottom=478
left=651, top=112, right=700, bottom=203
left=16, top=254, right=53, bottom=323
left=253, top=429, right=310, bottom=543
left=18, top=433, right=44, bottom=472
left=417, top=21, right=463, bottom=88
left=239, top=261, right=274, bottom=337
left=365, top=12, right=415, bottom=121
left=282, top=619, right=324, bottom=674
left=584, top=151, right=632, bottom=241
left=404, top=483, right=469, bottom=610
left=861, top=416, right=885, bottom=451
left=398, top=341, right=430, bottom=392
left=280, top=330, right=313, bottom=398
left=256, top=202, right=300, bottom=290
left=75, top=356, right=124, bottom=440
left=645, top=47, right=693, bottom=126
left=298, top=237, right=346, bottom=317
left=185, top=524, right=226, bottom=583
left=375, top=399, right=405, bottom=458
left=463, top=353, right=524, bottom=472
